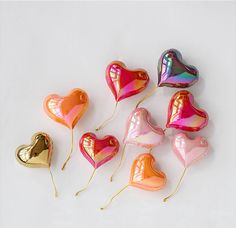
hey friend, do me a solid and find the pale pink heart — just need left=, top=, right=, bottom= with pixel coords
left=172, top=132, right=209, bottom=167
left=123, top=108, right=165, bottom=149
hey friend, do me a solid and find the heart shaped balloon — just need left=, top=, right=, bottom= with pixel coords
left=172, top=132, right=209, bottom=167
left=79, top=132, right=120, bottom=169
left=166, top=90, right=208, bottom=132
left=16, top=132, right=53, bottom=168
left=158, top=49, right=198, bottom=88
left=130, top=153, right=166, bottom=191
left=124, top=108, right=165, bottom=149
left=106, top=61, right=149, bottom=102
left=44, top=88, right=89, bottom=129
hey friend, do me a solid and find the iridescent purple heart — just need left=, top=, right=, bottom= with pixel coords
left=158, top=49, right=199, bottom=88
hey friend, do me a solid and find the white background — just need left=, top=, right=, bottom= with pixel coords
left=0, top=2, right=236, bottom=228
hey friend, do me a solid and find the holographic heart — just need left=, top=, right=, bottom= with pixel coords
left=44, top=88, right=89, bottom=129
left=79, top=132, right=120, bottom=169
left=166, top=90, right=208, bottom=132
left=106, top=61, right=149, bottom=102
left=129, top=153, right=166, bottom=191
left=172, top=132, right=209, bottom=167
left=124, top=108, right=165, bottom=149
left=158, top=49, right=198, bottom=88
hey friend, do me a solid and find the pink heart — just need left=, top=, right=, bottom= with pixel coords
left=124, top=108, right=165, bottom=149
left=172, top=132, right=209, bottom=167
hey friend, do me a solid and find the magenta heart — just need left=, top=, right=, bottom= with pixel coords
left=124, top=108, right=165, bottom=149
left=172, top=132, right=209, bottom=167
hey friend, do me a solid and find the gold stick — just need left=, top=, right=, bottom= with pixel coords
left=48, top=167, right=58, bottom=197
left=135, top=86, right=158, bottom=108
left=75, top=168, right=96, bottom=196
left=110, top=144, right=127, bottom=182
left=96, top=102, right=118, bottom=131
left=163, top=167, right=187, bottom=202
left=100, top=185, right=129, bottom=210
left=61, top=129, right=74, bottom=170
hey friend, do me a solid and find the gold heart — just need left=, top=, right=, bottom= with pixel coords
left=16, top=132, right=53, bottom=168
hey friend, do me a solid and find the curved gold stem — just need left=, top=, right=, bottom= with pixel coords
left=75, top=169, right=96, bottom=197
left=96, top=102, right=118, bottom=131
left=61, top=129, right=74, bottom=170
left=110, top=144, right=127, bottom=182
left=135, top=86, right=158, bottom=108
left=48, top=167, right=58, bottom=197
left=100, top=185, right=129, bottom=210
left=163, top=167, right=187, bottom=202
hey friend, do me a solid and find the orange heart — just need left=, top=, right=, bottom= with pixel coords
left=44, top=88, right=89, bottom=129
left=129, top=153, right=166, bottom=191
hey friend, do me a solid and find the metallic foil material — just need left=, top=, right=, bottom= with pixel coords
left=129, top=153, right=166, bottom=191
left=172, top=133, right=209, bottom=167
left=106, top=61, right=149, bottom=102
left=166, top=90, right=208, bottom=132
left=79, top=132, right=120, bottom=169
left=124, top=108, right=165, bottom=149
left=158, top=49, right=198, bottom=88
left=44, top=88, right=89, bottom=129
left=16, top=132, right=53, bottom=168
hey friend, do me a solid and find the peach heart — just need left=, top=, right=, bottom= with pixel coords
left=129, top=153, right=166, bottom=191
left=79, top=132, right=120, bottom=169
left=106, top=61, right=149, bottom=102
left=44, top=88, right=89, bottom=129
left=166, top=90, right=208, bottom=132
left=124, top=108, right=165, bottom=149
left=172, top=133, right=209, bottom=167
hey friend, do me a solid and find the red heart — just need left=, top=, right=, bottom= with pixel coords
left=79, top=132, right=120, bottom=169
left=166, top=90, right=208, bottom=132
left=106, top=61, right=149, bottom=102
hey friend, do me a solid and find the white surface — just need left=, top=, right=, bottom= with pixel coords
left=0, top=2, right=236, bottom=228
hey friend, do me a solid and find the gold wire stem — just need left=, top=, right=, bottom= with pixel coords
left=100, top=185, right=129, bottom=210
left=135, top=86, right=158, bottom=108
left=48, top=167, right=58, bottom=197
left=110, top=144, right=127, bottom=182
left=96, top=102, right=118, bottom=131
left=149, top=148, right=153, bottom=154
left=61, top=129, right=74, bottom=171
left=163, top=167, right=187, bottom=202
left=75, top=168, right=96, bottom=197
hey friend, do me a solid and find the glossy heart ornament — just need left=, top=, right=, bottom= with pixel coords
left=101, top=153, right=166, bottom=209
left=16, top=132, right=52, bottom=168
left=75, top=133, right=120, bottom=197
left=106, top=61, right=149, bottom=102
left=172, top=132, right=209, bottom=167
left=44, top=88, right=89, bottom=129
left=129, top=153, right=166, bottom=191
left=166, top=90, right=208, bottom=132
left=79, top=132, right=120, bottom=169
left=16, top=132, right=58, bottom=197
left=124, top=108, right=165, bottom=149
left=158, top=49, right=198, bottom=88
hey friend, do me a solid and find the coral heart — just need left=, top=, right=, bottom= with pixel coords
left=166, top=90, right=208, bottom=132
left=44, top=88, right=89, bottom=129
left=158, top=49, right=198, bottom=88
left=172, top=133, right=209, bottom=167
left=124, top=108, right=165, bottom=149
left=79, top=132, right=120, bottom=169
left=106, top=61, right=149, bottom=102
left=16, top=132, right=53, bottom=168
left=129, top=153, right=166, bottom=191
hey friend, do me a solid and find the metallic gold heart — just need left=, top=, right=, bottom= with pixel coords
left=16, top=132, right=53, bottom=168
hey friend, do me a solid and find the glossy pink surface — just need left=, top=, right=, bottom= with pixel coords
left=106, top=61, right=149, bottom=102
left=124, top=108, right=165, bottom=149
left=79, top=132, right=119, bottom=169
left=172, top=132, right=209, bottom=167
left=166, top=90, right=208, bottom=132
